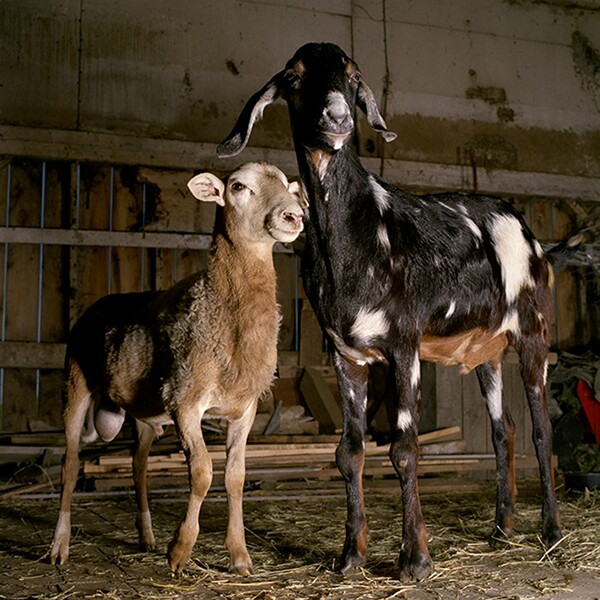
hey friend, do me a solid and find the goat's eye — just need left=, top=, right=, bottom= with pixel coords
left=284, top=69, right=302, bottom=87
left=351, top=71, right=362, bottom=84
left=231, top=182, right=246, bottom=192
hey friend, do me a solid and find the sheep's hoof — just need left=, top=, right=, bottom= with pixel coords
left=167, top=541, right=193, bottom=574
left=230, top=562, right=254, bottom=577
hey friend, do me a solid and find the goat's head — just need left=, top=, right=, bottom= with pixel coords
left=188, top=162, right=306, bottom=245
left=217, top=42, right=396, bottom=158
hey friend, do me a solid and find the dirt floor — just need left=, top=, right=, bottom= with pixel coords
left=0, top=480, right=599, bottom=600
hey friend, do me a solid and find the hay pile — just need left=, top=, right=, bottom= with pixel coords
left=1, top=481, right=598, bottom=599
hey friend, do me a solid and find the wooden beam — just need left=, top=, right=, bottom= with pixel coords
left=0, top=341, right=65, bottom=369
left=0, top=226, right=294, bottom=254
left=2, top=125, right=599, bottom=201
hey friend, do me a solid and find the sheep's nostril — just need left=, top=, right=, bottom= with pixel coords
left=282, top=211, right=301, bottom=225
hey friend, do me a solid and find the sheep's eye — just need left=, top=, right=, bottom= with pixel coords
left=231, top=182, right=246, bottom=192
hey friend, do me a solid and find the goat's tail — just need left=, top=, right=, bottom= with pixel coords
left=545, top=225, right=599, bottom=273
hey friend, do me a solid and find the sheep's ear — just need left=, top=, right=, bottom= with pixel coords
left=356, top=80, right=397, bottom=143
left=288, top=180, right=309, bottom=209
left=217, top=71, right=284, bottom=158
left=187, top=173, right=225, bottom=206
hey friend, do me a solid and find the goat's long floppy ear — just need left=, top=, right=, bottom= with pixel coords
left=187, top=173, right=226, bottom=206
left=356, top=81, right=397, bottom=143
left=288, top=180, right=309, bottom=209
left=217, top=72, right=284, bottom=158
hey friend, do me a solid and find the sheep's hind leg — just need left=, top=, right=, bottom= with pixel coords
left=133, top=419, right=157, bottom=551
left=50, top=363, right=92, bottom=565
left=168, top=404, right=212, bottom=573
left=224, top=399, right=259, bottom=576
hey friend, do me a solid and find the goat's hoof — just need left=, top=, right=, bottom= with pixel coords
left=398, top=549, right=432, bottom=582
left=542, top=525, right=563, bottom=549
left=489, top=525, right=512, bottom=548
left=338, top=552, right=366, bottom=575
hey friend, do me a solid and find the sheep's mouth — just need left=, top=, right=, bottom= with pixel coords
left=268, top=221, right=304, bottom=242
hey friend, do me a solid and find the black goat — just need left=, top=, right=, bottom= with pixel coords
left=218, top=42, right=563, bottom=581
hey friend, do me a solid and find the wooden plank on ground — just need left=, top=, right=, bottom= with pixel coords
left=300, top=366, right=343, bottom=434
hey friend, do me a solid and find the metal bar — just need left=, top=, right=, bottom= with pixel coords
left=0, top=161, right=11, bottom=429
left=108, top=166, right=114, bottom=294
left=35, top=161, right=47, bottom=407
left=294, top=254, right=300, bottom=353
left=141, top=182, right=146, bottom=291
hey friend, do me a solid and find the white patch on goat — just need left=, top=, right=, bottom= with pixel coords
left=485, top=369, right=503, bottom=422
left=370, top=175, right=391, bottom=214
left=396, top=409, right=413, bottom=431
left=377, top=224, right=391, bottom=253
left=543, top=359, right=548, bottom=386
left=533, top=239, right=544, bottom=258
left=438, top=202, right=457, bottom=213
left=499, top=310, right=520, bottom=336
left=464, top=216, right=482, bottom=240
left=445, top=300, right=456, bottom=319
left=490, top=214, right=534, bottom=303
left=351, top=307, right=389, bottom=344
left=366, top=265, right=375, bottom=279
left=410, top=352, right=420, bottom=389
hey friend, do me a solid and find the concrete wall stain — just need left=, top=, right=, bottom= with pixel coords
left=572, top=30, right=600, bottom=109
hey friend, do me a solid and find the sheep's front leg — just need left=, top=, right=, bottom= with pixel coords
left=224, top=399, right=259, bottom=576
left=389, top=349, right=432, bottom=582
left=133, top=419, right=157, bottom=551
left=168, top=405, right=212, bottom=573
left=333, top=351, right=370, bottom=574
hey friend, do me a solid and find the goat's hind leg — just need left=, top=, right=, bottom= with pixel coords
left=518, top=337, right=562, bottom=547
left=476, top=360, right=516, bottom=545
left=333, top=351, right=370, bottom=574
left=224, top=399, right=258, bottom=576
left=50, top=362, right=92, bottom=565
left=133, top=419, right=157, bottom=551
left=388, top=350, right=432, bottom=582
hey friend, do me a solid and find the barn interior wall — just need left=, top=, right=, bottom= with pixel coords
left=0, top=0, right=598, bottom=438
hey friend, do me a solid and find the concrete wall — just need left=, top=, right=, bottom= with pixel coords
left=2, top=0, right=599, bottom=182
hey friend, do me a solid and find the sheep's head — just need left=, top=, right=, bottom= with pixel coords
left=187, top=162, right=306, bottom=245
left=217, top=42, right=396, bottom=158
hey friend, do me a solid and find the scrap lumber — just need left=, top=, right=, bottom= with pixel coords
left=300, top=366, right=343, bottom=434
left=79, top=426, right=547, bottom=494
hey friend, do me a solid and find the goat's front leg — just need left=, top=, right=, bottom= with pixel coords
left=389, top=349, right=432, bottom=582
left=224, top=399, right=258, bottom=576
left=168, top=404, right=212, bottom=573
left=476, top=361, right=517, bottom=544
left=333, top=351, right=370, bottom=574
left=133, top=419, right=157, bottom=551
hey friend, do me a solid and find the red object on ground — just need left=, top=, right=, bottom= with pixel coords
left=577, top=379, right=600, bottom=445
